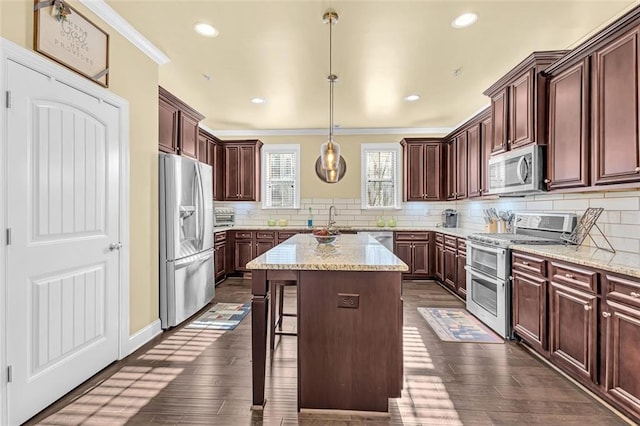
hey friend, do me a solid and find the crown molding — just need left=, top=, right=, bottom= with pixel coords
left=203, top=126, right=454, bottom=138
left=78, top=0, right=170, bottom=65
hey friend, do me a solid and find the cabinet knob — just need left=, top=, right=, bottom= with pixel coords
left=565, top=273, right=574, bottom=279
left=507, top=139, right=511, bottom=145
left=583, top=304, right=592, bottom=311
left=635, top=167, right=640, bottom=173
left=630, top=292, right=640, bottom=298
left=602, top=312, right=611, bottom=318
left=522, top=261, right=529, bottom=266
left=544, top=179, right=551, bottom=184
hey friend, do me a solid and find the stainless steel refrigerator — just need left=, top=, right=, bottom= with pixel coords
left=159, top=153, right=215, bottom=329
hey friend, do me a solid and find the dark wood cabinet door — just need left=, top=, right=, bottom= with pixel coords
left=213, top=142, right=223, bottom=200
left=256, top=240, right=274, bottom=257
left=435, top=244, right=444, bottom=282
left=224, top=145, right=241, bottom=200
left=456, top=253, right=466, bottom=299
left=512, top=271, right=547, bottom=353
left=548, top=59, right=590, bottom=190
left=446, top=141, right=457, bottom=200
left=158, top=97, right=179, bottom=153
left=509, top=70, right=534, bottom=149
left=239, top=145, right=258, bottom=201
left=214, top=242, right=227, bottom=281
left=549, top=282, right=598, bottom=383
left=405, top=143, right=426, bottom=201
left=443, top=247, right=457, bottom=291
left=467, top=124, right=482, bottom=198
left=594, top=28, right=640, bottom=185
left=412, top=241, right=431, bottom=276
left=603, top=300, right=640, bottom=419
left=394, top=241, right=413, bottom=275
left=234, top=239, right=254, bottom=272
left=480, top=115, right=492, bottom=195
left=491, top=88, right=508, bottom=155
left=197, top=133, right=209, bottom=164
left=455, top=132, right=468, bottom=199
left=424, top=144, right=443, bottom=201
left=179, top=113, right=199, bottom=159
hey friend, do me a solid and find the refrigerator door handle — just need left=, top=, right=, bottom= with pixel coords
left=174, top=249, right=213, bottom=268
left=194, top=163, right=205, bottom=252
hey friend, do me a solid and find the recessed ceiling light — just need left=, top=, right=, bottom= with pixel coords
left=451, top=13, right=478, bottom=29
left=194, top=23, right=219, bottom=37
left=404, top=94, right=420, bottom=102
left=251, top=97, right=266, bottom=104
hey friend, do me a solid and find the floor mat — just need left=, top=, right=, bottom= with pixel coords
left=417, top=307, right=503, bottom=343
left=187, top=302, right=251, bottom=330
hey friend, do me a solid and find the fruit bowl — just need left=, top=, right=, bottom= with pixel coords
left=312, top=228, right=339, bottom=244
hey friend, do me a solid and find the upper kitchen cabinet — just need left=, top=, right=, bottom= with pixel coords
left=198, top=129, right=224, bottom=200
left=593, top=27, right=640, bottom=185
left=401, top=138, right=444, bottom=201
left=223, top=139, right=263, bottom=201
left=448, top=132, right=467, bottom=200
left=483, top=51, right=568, bottom=155
left=546, top=58, right=590, bottom=190
left=158, top=87, right=204, bottom=159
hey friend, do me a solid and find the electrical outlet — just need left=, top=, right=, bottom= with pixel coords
left=337, top=293, right=359, bottom=309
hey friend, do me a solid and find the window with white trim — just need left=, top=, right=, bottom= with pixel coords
left=261, top=144, right=300, bottom=209
left=361, top=143, right=402, bottom=209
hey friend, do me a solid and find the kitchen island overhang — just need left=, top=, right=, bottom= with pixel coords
left=247, top=233, right=409, bottom=414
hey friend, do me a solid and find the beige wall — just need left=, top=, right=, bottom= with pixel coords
left=1, top=0, right=159, bottom=334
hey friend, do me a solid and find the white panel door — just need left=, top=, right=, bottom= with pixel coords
left=6, top=60, right=120, bottom=425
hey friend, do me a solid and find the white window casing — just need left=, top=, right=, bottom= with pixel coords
left=261, top=144, right=301, bottom=209
left=361, top=143, right=402, bottom=210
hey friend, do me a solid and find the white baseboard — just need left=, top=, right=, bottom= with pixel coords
left=125, top=319, right=162, bottom=356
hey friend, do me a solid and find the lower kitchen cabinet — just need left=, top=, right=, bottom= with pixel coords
left=512, top=252, right=548, bottom=353
left=214, top=232, right=227, bottom=282
left=455, top=239, right=467, bottom=299
left=394, top=232, right=432, bottom=278
left=435, top=234, right=444, bottom=281
left=443, top=236, right=457, bottom=292
left=233, top=230, right=275, bottom=273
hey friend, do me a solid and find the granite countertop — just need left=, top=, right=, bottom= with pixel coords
left=246, top=233, right=409, bottom=272
left=215, top=225, right=475, bottom=239
left=511, top=244, right=640, bottom=279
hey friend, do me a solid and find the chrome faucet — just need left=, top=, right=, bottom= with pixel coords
left=328, top=205, right=337, bottom=228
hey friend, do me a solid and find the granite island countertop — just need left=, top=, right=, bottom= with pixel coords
left=246, top=233, right=409, bottom=272
left=511, top=244, right=640, bottom=279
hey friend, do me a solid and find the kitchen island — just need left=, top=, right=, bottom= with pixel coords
left=247, top=233, right=409, bottom=413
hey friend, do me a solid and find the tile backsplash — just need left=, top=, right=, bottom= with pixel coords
left=217, top=189, right=640, bottom=253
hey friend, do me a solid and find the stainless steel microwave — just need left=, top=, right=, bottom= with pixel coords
left=487, top=145, right=546, bottom=196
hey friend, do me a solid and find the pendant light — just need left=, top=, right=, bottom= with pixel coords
left=320, top=9, right=341, bottom=183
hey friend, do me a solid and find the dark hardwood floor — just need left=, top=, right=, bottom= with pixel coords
left=26, top=279, right=630, bottom=425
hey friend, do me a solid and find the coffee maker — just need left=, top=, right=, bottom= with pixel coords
left=442, top=209, right=458, bottom=228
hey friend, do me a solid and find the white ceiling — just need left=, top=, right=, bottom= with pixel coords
left=107, top=0, right=638, bottom=134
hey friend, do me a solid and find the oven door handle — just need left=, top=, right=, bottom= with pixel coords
left=465, top=265, right=505, bottom=287
left=466, top=241, right=507, bottom=256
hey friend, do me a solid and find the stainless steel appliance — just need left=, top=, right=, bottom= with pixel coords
left=357, top=231, right=394, bottom=251
left=442, top=209, right=458, bottom=228
left=159, top=153, right=215, bottom=329
left=487, top=145, right=546, bottom=196
left=214, top=207, right=235, bottom=227
left=465, top=212, right=577, bottom=338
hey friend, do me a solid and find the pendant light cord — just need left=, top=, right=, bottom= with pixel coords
left=328, top=12, right=334, bottom=143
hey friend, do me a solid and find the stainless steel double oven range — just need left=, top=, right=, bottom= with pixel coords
left=465, top=212, right=577, bottom=338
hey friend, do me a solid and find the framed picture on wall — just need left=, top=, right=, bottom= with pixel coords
left=33, top=0, right=109, bottom=87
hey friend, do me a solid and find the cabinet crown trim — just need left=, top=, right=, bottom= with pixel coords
left=483, top=50, right=569, bottom=97
left=159, top=86, right=204, bottom=121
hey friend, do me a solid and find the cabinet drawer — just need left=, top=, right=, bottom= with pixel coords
left=395, top=232, right=430, bottom=241
left=214, top=232, right=227, bottom=243
left=605, top=273, right=640, bottom=308
left=277, top=231, right=297, bottom=241
left=512, top=252, right=546, bottom=278
left=256, top=231, right=275, bottom=240
left=435, top=233, right=444, bottom=244
left=457, top=238, right=466, bottom=253
left=233, top=231, right=253, bottom=240
left=444, top=235, right=457, bottom=248
left=550, top=261, right=598, bottom=293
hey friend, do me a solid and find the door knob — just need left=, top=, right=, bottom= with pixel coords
left=109, top=242, right=122, bottom=251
